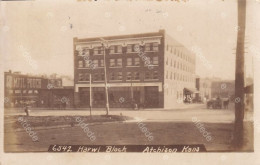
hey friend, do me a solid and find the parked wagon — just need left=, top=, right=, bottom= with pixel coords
left=207, top=97, right=222, bottom=109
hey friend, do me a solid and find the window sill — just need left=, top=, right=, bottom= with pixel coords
left=109, top=52, right=123, bottom=55
left=144, top=79, right=160, bottom=81
left=78, top=81, right=90, bottom=82
left=109, top=80, right=123, bottom=82
left=109, top=66, right=122, bottom=68
left=144, top=50, right=158, bottom=53
left=126, top=80, right=140, bottom=82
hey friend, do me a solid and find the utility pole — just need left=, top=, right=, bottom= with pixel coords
left=233, top=0, right=246, bottom=148
left=89, top=74, right=92, bottom=116
left=100, top=38, right=110, bottom=115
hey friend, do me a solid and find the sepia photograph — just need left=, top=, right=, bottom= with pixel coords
left=0, top=0, right=259, bottom=164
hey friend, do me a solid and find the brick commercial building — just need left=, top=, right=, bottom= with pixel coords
left=73, top=30, right=196, bottom=108
left=4, top=71, right=73, bottom=108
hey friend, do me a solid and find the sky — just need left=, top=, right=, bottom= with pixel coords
left=1, top=0, right=258, bottom=80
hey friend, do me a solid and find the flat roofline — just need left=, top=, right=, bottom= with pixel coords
left=74, top=29, right=165, bottom=42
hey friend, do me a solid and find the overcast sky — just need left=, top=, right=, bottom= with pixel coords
left=1, top=0, right=258, bottom=80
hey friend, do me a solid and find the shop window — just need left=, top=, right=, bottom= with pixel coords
left=34, top=90, right=39, bottom=94
left=28, top=90, right=33, bottom=94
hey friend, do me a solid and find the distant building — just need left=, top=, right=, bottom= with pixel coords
left=195, top=77, right=212, bottom=102
left=73, top=30, right=196, bottom=108
left=4, top=70, right=73, bottom=108
left=211, top=80, right=235, bottom=99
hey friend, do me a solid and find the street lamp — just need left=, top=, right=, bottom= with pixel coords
left=100, top=38, right=110, bottom=115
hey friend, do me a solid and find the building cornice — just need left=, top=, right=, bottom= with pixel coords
left=74, top=36, right=162, bottom=50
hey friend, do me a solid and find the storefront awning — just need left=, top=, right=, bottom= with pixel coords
left=183, top=88, right=198, bottom=94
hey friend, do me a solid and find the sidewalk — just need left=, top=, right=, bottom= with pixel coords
left=5, top=103, right=205, bottom=111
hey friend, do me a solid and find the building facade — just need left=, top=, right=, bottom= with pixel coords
left=73, top=30, right=196, bottom=108
left=4, top=71, right=73, bottom=108
left=211, top=80, right=235, bottom=100
left=195, top=77, right=212, bottom=102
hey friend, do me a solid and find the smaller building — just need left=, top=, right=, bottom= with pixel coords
left=195, top=77, right=212, bottom=102
left=211, top=80, right=235, bottom=100
left=4, top=70, right=73, bottom=108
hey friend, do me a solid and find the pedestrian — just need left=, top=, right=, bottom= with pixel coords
left=24, top=105, right=29, bottom=116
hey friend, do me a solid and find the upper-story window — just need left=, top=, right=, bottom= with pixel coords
left=127, top=58, right=132, bottom=66
left=144, top=71, right=159, bottom=80
left=93, top=60, right=99, bottom=68
left=78, top=61, right=83, bottom=68
left=109, top=45, right=123, bottom=54
left=110, top=59, right=115, bottom=67
left=152, top=56, right=159, bottom=65
left=93, top=73, right=104, bottom=81
left=134, top=57, right=140, bottom=66
left=93, top=47, right=104, bottom=55
left=145, top=43, right=159, bottom=52
left=110, top=58, right=122, bottom=67
left=79, top=73, right=84, bottom=81
left=100, top=59, right=104, bottom=67
left=133, top=72, right=140, bottom=80
left=78, top=48, right=90, bottom=56
left=110, top=72, right=122, bottom=81
left=126, top=72, right=132, bottom=81
left=127, top=44, right=139, bottom=53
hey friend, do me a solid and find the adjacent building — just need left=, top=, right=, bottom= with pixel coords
left=211, top=80, right=235, bottom=100
left=195, top=77, right=212, bottom=102
left=4, top=70, right=73, bottom=108
left=73, top=30, right=196, bottom=108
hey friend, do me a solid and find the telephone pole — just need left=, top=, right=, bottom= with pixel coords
left=233, top=0, right=246, bottom=148
left=100, top=38, right=110, bottom=115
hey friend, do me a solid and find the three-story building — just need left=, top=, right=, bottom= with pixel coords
left=73, top=30, right=196, bottom=108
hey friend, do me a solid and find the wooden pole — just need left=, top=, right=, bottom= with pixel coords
left=89, top=74, right=92, bottom=116
left=233, top=0, right=246, bottom=149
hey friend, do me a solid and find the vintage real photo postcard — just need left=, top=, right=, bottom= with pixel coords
left=0, top=0, right=259, bottom=164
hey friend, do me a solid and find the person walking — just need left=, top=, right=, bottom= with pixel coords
left=24, top=105, right=29, bottom=116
